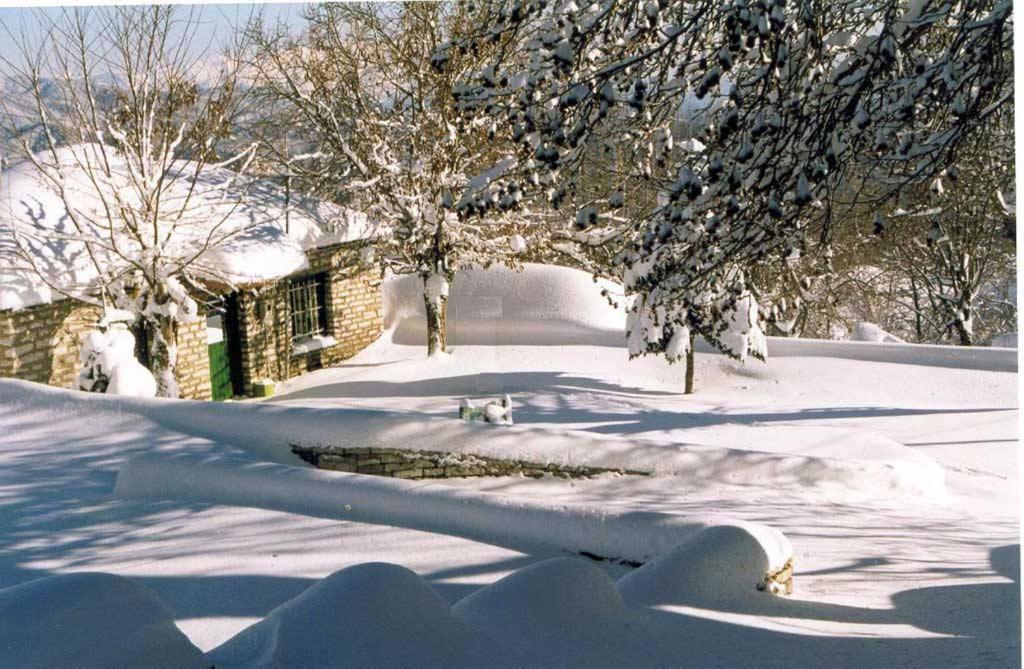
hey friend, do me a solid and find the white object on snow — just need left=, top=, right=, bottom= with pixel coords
left=107, top=359, right=159, bottom=398
left=509, top=234, right=527, bottom=253
left=483, top=394, right=514, bottom=425
left=452, top=557, right=633, bottom=647
left=849, top=322, right=905, bottom=344
left=385, top=264, right=626, bottom=346
left=0, top=572, right=206, bottom=669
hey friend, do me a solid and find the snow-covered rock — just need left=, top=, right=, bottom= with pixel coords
left=208, top=563, right=514, bottom=669
left=0, top=572, right=206, bottom=669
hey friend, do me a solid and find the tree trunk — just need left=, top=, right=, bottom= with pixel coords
left=684, top=331, right=696, bottom=394
left=953, top=317, right=973, bottom=346
left=147, top=314, right=180, bottom=398
left=424, top=293, right=448, bottom=356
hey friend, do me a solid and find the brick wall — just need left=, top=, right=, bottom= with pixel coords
left=0, top=300, right=210, bottom=400
left=0, top=300, right=100, bottom=390
left=235, top=241, right=382, bottom=395
left=175, top=318, right=212, bottom=400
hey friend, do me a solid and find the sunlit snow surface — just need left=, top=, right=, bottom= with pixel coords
left=0, top=265, right=1017, bottom=668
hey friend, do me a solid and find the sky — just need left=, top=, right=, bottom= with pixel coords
left=0, top=2, right=308, bottom=69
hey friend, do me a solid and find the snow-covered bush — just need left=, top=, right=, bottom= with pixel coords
left=77, top=311, right=157, bottom=398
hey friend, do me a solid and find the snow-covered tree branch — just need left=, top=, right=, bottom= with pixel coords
left=443, top=0, right=1013, bottom=371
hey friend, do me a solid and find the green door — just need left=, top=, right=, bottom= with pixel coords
left=208, top=339, right=233, bottom=401
left=207, top=312, right=234, bottom=401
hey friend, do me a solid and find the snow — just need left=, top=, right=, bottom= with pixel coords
left=208, top=563, right=507, bottom=669
left=77, top=324, right=157, bottom=397
left=385, top=263, right=626, bottom=345
left=850, top=321, right=906, bottom=343
left=115, top=451, right=791, bottom=567
left=991, top=332, right=1017, bottom=348
left=0, top=263, right=1017, bottom=667
left=290, top=334, right=337, bottom=356
left=0, top=572, right=206, bottom=669
left=0, top=145, right=377, bottom=311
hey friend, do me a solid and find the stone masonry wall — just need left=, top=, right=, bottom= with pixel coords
left=175, top=318, right=212, bottom=400
left=0, top=299, right=211, bottom=400
left=0, top=300, right=100, bottom=390
left=291, top=445, right=649, bottom=480
left=235, top=241, right=382, bottom=395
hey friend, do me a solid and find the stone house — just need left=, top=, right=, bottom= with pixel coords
left=0, top=148, right=382, bottom=400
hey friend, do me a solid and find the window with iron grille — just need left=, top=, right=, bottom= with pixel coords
left=288, top=274, right=328, bottom=343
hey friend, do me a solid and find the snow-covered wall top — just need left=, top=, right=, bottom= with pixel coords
left=0, top=145, right=377, bottom=311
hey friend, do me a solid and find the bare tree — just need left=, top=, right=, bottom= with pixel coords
left=0, top=6, right=256, bottom=396
left=244, top=2, right=555, bottom=356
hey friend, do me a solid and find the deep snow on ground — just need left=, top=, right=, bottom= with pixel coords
left=0, top=264, right=1019, bottom=667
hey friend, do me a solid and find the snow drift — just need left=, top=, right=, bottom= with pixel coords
left=208, top=562, right=512, bottom=669
left=0, top=572, right=206, bottom=669
left=384, top=264, right=627, bottom=346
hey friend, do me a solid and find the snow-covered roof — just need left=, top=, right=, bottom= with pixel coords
left=0, top=144, right=377, bottom=311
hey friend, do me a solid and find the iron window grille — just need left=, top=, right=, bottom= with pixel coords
left=288, top=274, right=328, bottom=343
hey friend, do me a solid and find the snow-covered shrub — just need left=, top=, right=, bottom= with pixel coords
left=849, top=322, right=905, bottom=345
left=77, top=312, right=157, bottom=398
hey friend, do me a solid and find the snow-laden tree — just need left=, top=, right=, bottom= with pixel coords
left=244, top=2, right=554, bottom=356
left=444, top=0, right=1013, bottom=369
left=755, top=110, right=1015, bottom=346
left=0, top=7, right=255, bottom=396
left=875, top=115, right=1015, bottom=346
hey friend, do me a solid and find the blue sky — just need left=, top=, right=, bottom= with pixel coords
left=0, top=3, right=308, bottom=68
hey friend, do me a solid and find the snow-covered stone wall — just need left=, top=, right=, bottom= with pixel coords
left=0, top=300, right=212, bottom=400
left=291, top=445, right=648, bottom=481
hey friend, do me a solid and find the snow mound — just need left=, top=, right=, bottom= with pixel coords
left=450, top=557, right=676, bottom=667
left=208, top=562, right=512, bottom=669
left=384, top=263, right=627, bottom=345
left=618, top=523, right=794, bottom=607
left=849, top=322, right=905, bottom=343
left=453, top=557, right=632, bottom=644
left=0, top=572, right=206, bottom=669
